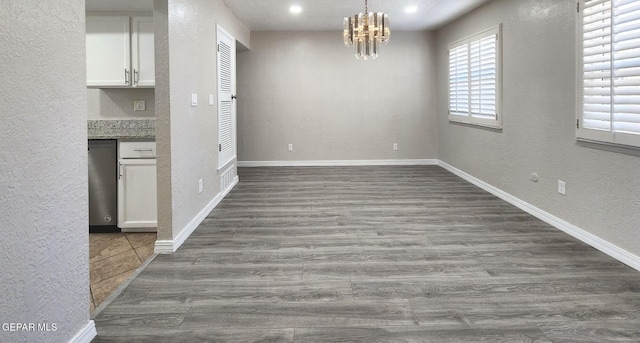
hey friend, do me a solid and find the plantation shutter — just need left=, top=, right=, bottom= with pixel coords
left=449, top=44, right=469, bottom=116
left=579, top=0, right=640, bottom=147
left=470, top=34, right=498, bottom=119
left=448, top=25, right=501, bottom=128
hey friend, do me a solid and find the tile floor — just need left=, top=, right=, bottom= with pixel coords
left=89, top=232, right=156, bottom=312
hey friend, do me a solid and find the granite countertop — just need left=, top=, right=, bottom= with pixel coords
left=88, top=119, right=155, bottom=140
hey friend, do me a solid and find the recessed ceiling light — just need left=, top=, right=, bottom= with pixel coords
left=405, top=6, right=418, bottom=14
left=290, top=5, right=302, bottom=14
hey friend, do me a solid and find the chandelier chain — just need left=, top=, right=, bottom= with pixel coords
left=365, top=0, right=368, bottom=13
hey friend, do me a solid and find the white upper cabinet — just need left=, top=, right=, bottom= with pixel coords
left=86, top=15, right=154, bottom=87
left=86, top=15, right=131, bottom=87
left=131, top=17, right=155, bottom=87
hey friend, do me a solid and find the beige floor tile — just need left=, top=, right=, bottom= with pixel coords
left=90, top=249, right=141, bottom=284
left=90, top=233, right=132, bottom=264
left=89, top=232, right=156, bottom=311
left=134, top=244, right=155, bottom=263
left=124, top=232, right=157, bottom=249
left=91, top=269, right=136, bottom=307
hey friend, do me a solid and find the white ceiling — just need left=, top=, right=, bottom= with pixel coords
left=85, top=0, right=154, bottom=13
left=85, top=0, right=491, bottom=31
left=221, top=0, right=492, bottom=31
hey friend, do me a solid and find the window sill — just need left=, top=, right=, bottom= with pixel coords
left=576, top=138, right=640, bottom=157
left=449, top=116, right=502, bottom=131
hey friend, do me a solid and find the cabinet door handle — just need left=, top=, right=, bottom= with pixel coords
left=133, top=149, right=153, bottom=152
left=124, top=68, right=129, bottom=84
left=133, top=69, right=139, bottom=85
left=118, top=163, right=123, bottom=179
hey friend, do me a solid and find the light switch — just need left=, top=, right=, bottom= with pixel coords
left=191, top=94, right=198, bottom=107
left=133, top=100, right=146, bottom=111
left=558, top=180, right=566, bottom=195
left=208, top=94, right=214, bottom=106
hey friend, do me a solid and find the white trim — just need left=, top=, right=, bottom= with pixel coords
left=217, top=155, right=237, bottom=172
left=237, top=159, right=438, bottom=167
left=153, top=240, right=174, bottom=254
left=154, top=175, right=239, bottom=254
left=438, top=160, right=640, bottom=272
left=68, top=320, right=96, bottom=343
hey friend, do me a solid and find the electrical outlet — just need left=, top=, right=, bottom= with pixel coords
left=393, top=143, right=398, bottom=151
left=558, top=180, right=566, bottom=195
left=133, top=100, right=146, bottom=111
left=288, top=144, right=293, bottom=152
left=208, top=94, right=214, bottom=106
left=531, top=172, right=539, bottom=182
left=191, top=94, right=198, bottom=107
left=198, top=179, right=203, bottom=193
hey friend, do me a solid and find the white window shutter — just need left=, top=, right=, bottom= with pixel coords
left=470, top=34, right=497, bottom=119
left=612, top=0, right=640, bottom=138
left=582, top=0, right=613, bottom=132
left=579, top=0, right=640, bottom=147
left=448, top=25, right=501, bottom=129
left=449, top=44, right=469, bottom=116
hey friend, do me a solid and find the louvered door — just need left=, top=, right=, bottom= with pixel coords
left=217, top=26, right=236, bottom=169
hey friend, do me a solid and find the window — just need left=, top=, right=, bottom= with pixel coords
left=578, top=0, right=640, bottom=148
left=448, top=25, right=502, bottom=129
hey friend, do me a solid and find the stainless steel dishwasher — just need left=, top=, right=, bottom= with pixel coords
left=88, top=139, right=118, bottom=231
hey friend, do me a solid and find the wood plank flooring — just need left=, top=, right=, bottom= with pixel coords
left=93, top=166, right=640, bottom=342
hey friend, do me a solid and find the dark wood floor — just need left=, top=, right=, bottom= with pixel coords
left=93, top=166, right=640, bottom=342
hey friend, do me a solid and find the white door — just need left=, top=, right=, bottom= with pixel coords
left=217, top=26, right=236, bottom=169
left=86, top=15, right=131, bottom=86
left=132, top=17, right=155, bottom=87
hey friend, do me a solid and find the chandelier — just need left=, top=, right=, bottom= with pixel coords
left=343, top=0, right=390, bottom=60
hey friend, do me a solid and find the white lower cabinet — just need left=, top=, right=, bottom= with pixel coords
left=118, top=141, right=157, bottom=232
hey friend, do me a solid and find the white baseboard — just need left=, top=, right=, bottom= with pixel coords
left=153, top=239, right=174, bottom=254
left=237, top=159, right=438, bottom=167
left=438, top=160, right=640, bottom=272
left=154, top=175, right=239, bottom=254
left=68, top=320, right=96, bottom=343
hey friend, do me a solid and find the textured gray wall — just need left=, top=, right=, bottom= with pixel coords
left=155, top=0, right=248, bottom=242
left=87, top=88, right=156, bottom=119
left=437, top=0, right=640, bottom=257
left=0, top=1, right=92, bottom=342
left=237, top=31, right=438, bottom=162
left=154, top=0, right=173, bottom=241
